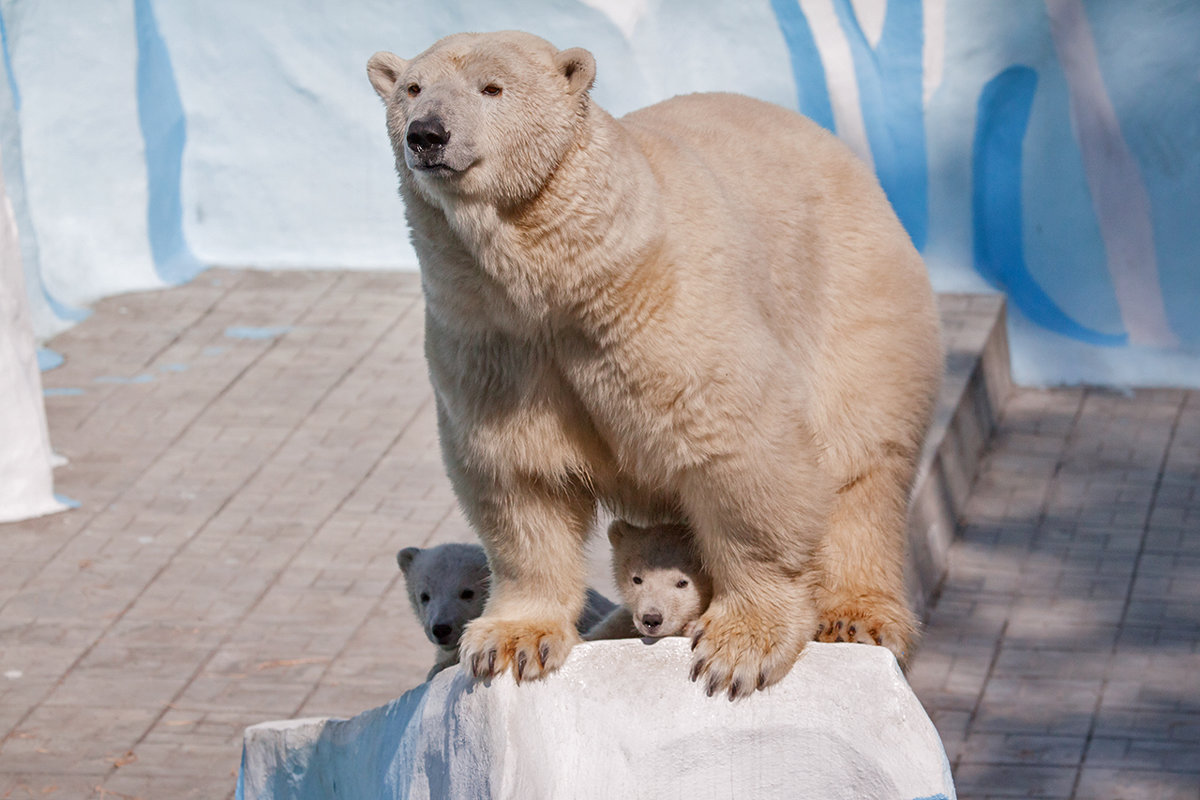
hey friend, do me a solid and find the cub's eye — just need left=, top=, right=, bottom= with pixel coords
left=631, top=576, right=642, bottom=585
left=460, top=589, right=475, bottom=600
left=419, top=592, right=430, bottom=604
left=482, top=84, right=502, bottom=97
left=407, top=83, right=421, bottom=97
left=676, top=579, right=689, bottom=589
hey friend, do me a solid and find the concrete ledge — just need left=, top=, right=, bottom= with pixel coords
left=237, top=640, right=955, bottom=800
left=908, top=295, right=1011, bottom=619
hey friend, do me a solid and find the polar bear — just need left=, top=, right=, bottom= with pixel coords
left=367, top=31, right=942, bottom=698
left=399, top=543, right=616, bottom=680
left=586, top=520, right=712, bottom=641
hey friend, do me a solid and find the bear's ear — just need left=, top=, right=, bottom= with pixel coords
left=367, top=51, right=409, bottom=101
left=397, top=546, right=420, bottom=574
left=555, top=47, right=595, bottom=96
left=607, top=520, right=630, bottom=548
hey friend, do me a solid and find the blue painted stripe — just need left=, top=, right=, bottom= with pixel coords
left=0, top=7, right=19, bottom=110
left=832, top=0, right=928, bottom=250
left=134, top=0, right=204, bottom=285
left=769, top=0, right=836, bottom=131
left=44, top=387, right=85, bottom=397
left=972, top=66, right=1126, bottom=346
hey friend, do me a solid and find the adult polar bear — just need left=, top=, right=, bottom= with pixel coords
left=367, top=31, right=942, bottom=699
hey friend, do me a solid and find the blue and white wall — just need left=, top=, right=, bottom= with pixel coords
left=2, top=0, right=1197, bottom=387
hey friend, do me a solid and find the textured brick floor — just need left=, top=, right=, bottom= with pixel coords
left=907, top=388, right=1200, bottom=799
left=1, top=269, right=1196, bottom=799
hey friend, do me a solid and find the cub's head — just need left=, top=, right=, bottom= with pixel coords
left=397, top=543, right=490, bottom=649
left=366, top=31, right=595, bottom=207
left=609, top=520, right=713, bottom=638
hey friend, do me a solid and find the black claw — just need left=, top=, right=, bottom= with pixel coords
left=757, top=671, right=767, bottom=690
left=835, top=620, right=843, bottom=631
left=690, top=629, right=704, bottom=649
left=538, top=641, right=550, bottom=668
left=690, top=659, right=705, bottom=682
left=470, top=651, right=484, bottom=678
left=487, top=649, right=497, bottom=676
left=706, top=675, right=720, bottom=698
left=728, top=680, right=742, bottom=701
left=847, top=624, right=857, bottom=638
left=516, top=651, right=527, bottom=682
left=835, top=635, right=845, bottom=643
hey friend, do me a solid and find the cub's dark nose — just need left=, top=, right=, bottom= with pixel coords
left=641, top=613, right=663, bottom=633
left=431, top=623, right=454, bottom=644
left=407, top=117, right=450, bottom=153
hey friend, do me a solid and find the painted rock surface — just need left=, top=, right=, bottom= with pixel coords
left=237, top=639, right=955, bottom=800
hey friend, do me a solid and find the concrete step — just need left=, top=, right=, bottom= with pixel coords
left=907, top=294, right=1012, bottom=622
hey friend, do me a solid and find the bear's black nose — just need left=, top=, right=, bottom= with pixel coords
left=641, top=613, right=663, bottom=632
left=431, top=623, right=454, bottom=644
left=407, top=117, right=450, bottom=153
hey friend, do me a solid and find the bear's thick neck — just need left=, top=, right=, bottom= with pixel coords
left=438, top=105, right=666, bottom=330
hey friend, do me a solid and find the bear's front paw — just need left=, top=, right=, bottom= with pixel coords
left=459, top=616, right=581, bottom=683
left=815, top=601, right=916, bottom=666
left=688, top=602, right=806, bottom=700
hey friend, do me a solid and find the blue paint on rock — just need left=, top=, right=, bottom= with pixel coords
left=832, top=0, right=928, bottom=250
left=769, top=0, right=835, bottom=131
left=972, top=66, right=1126, bottom=347
left=44, top=387, right=85, bottom=397
left=134, top=0, right=204, bottom=285
left=0, top=6, right=19, bottom=110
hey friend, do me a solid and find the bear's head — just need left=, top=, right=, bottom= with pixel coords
left=609, top=520, right=713, bottom=638
left=397, top=543, right=491, bottom=649
left=367, top=31, right=595, bottom=208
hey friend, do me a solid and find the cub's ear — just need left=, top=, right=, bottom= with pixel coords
left=555, top=47, right=595, bottom=96
left=607, top=520, right=631, bottom=547
left=367, top=51, right=409, bottom=100
left=397, top=546, right=421, bottom=574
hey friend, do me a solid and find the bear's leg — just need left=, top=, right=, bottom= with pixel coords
left=680, top=451, right=828, bottom=699
left=812, top=450, right=919, bottom=666
left=457, top=477, right=596, bottom=682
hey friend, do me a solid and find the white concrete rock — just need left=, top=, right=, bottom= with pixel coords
left=237, top=640, right=955, bottom=800
left=0, top=150, right=65, bottom=524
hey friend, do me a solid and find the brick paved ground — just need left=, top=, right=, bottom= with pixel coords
left=907, top=388, right=1200, bottom=799
left=0, top=269, right=1196, bottom=798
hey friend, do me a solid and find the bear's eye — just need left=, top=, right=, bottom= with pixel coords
left=631, top=576, right=642, bottom=585
left=406, top=83, right=421, bottom=97
left=460, top=589, right=475, bottom=600
left=481, top=84, right=502, bottom=97
left=676, top=579, right=689, bottom=589
left=419, top=592, right=430, bottom=604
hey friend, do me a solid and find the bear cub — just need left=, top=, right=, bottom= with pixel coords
left=587, top=521, right=713, bottom=640
left=399, top=543, right=616, bottom=680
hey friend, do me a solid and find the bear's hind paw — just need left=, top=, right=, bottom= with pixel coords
left=814, top=606, right=915, bottom=666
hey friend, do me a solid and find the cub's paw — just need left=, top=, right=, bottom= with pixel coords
left=815, top=604, right=915, bottom=666
left=688, top=602, right=805, bottom=701
left=459, top=617, right=581, bottom=683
